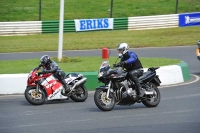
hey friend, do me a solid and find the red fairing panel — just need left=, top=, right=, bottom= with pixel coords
left=43, top=79, right=62, bottom=97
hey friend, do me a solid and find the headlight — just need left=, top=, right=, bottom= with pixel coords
left=98, top=72, right=104, bottom=78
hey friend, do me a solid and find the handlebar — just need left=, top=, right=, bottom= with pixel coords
left=112, top=63, right=124, bottom=68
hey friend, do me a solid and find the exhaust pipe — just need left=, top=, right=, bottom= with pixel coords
left=71, top=77, right=87, bottom=90
left=144, top=90, right=155, bottom=95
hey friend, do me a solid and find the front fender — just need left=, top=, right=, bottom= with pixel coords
left=96, top=86, right=109, bottom=91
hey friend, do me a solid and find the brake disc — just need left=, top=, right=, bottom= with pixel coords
left=100, top=92, right=111, bottom=105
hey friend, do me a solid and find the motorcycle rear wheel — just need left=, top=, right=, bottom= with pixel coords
left=142, top=83, right=160, bottom=107
left=70, top=85, right=88, bottom=102
left=94, top=89, right=115, bottom=111
left=24, top=86, right=46, bottom=105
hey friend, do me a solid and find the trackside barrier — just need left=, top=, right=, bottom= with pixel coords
left=0, top=21, right=42, bottom=35
left=128, top=14, right=178, bottom=30
left=0, top=61, right=190, bottom=94
left=1, top=12, right=199, bottom=35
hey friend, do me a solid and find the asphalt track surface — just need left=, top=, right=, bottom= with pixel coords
left=0, top=46, right=200, bottom=133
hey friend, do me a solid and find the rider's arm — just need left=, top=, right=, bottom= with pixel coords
left=41, top=62, right=58, bottom=74
left=44, top=66, right=58, bottom=73
left=125, top=52, right=138, bottom=64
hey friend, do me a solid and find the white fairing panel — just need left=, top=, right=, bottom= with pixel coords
left=65, top=77, right=77, bottom=84
left=47, top=86, right=68, bottom=100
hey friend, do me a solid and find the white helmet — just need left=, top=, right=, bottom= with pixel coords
left=197, top=40, right=200, bottom=45
left=117, top=43, right=129, bottom=57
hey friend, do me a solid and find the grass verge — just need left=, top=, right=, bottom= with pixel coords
left=0, top=57, right=181, bottom=74
left=0, top=26, right=200, bottom=53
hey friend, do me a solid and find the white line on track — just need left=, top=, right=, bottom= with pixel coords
left=159, top=74, right=200, bottom=89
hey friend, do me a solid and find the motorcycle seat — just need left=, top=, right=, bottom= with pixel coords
left=139, top=71, right=151, bottom=80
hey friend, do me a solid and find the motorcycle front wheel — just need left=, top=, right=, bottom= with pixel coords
left=24, top=86, right=46, bottom=105
left=94, top=89, right=116, bottom=111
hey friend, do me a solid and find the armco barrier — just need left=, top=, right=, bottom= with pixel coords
left=0, top=61, right=190, bottom=94
left=1, top=12, right=199, bottom=35
left=0, top=21, right=42, bottom=35
left=0, top=13, right=179, bottom=35
left=128, top=14, right=178, bottom=30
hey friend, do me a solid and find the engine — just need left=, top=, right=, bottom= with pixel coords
left=119, top=80, right=137, bottom=99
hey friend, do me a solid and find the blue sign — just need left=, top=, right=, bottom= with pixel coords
left=75, top=18, right=113, bottom=31
left=179, top=12, right=200, bottom=27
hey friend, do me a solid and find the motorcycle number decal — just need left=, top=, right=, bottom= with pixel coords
left=45, top=81, right=57, bottom=89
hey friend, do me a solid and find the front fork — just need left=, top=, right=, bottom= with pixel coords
left=106, top=81, right=112, bottom=100
left=36, top=84, right=40, bottom=93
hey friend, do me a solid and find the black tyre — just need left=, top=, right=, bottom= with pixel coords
left=70, top=85, right=88, bottom=102
left=142, top=83, right=161, bottom=107
left=24, top=86, right=46, bottom=105
left=94, top=89, right=116, bottom=111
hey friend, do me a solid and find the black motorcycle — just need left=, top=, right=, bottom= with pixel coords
left=94, top=60, right=161, bottom=111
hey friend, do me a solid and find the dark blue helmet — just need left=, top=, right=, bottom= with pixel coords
left=40, top=55, right=51, bottom=66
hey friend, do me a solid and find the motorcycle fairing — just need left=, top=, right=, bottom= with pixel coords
left=47, top=86, right=68, bottom=100
left=42, top=75, right=68, bottom=100
left=65, top=73, right=82, bottom=84
left=41, top=75, right=63, bottom=97
left=96, top=86, right=109, bottom=91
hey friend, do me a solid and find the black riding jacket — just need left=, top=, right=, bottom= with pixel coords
left=42, top=61, right=60, bottom=73
left=121, top=51, right=143, bottom=71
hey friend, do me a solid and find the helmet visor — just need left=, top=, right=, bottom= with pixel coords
left=40, top=59, right=46, bottom=66
left=118, top=49, right=123, bottom=54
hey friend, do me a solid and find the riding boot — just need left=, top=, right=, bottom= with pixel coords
left=132, top=77, right=144, bottom=98
left=135, top=83, right=144, bottom=98
left=61, top=79, right=70, bottom=92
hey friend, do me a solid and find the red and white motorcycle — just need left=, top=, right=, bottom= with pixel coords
left=24, top=66, right=88, bottom=105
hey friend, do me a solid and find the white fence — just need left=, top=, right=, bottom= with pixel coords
left=0, top=14, right=181, bottom=35
left=128, top=14, right=178, bottom=30
left=0, top=21, right=42, bottom=35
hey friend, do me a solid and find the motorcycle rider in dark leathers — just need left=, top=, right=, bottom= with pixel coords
left=117, top=43, right=144, bottom=98
left=38, top=55, right=71, bottom=93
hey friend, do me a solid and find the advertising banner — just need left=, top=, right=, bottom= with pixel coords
left=74, top=18, right=113, bottom=32
left=179, top=12, right=200, bottom=27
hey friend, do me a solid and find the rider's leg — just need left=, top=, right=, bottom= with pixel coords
left=60, top=79, right=70, bottom=92
left=128, top=69, right=144, bottom=98
left=54, top=71, right=70, bottom=92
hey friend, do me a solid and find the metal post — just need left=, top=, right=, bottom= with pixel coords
left=110, top=0, right=113, bottom=18
left=39, top=0, right=42, bottom=21
left=175, top=0, right=179, bottom=14
left=58, top=0, right=64, bottom=62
